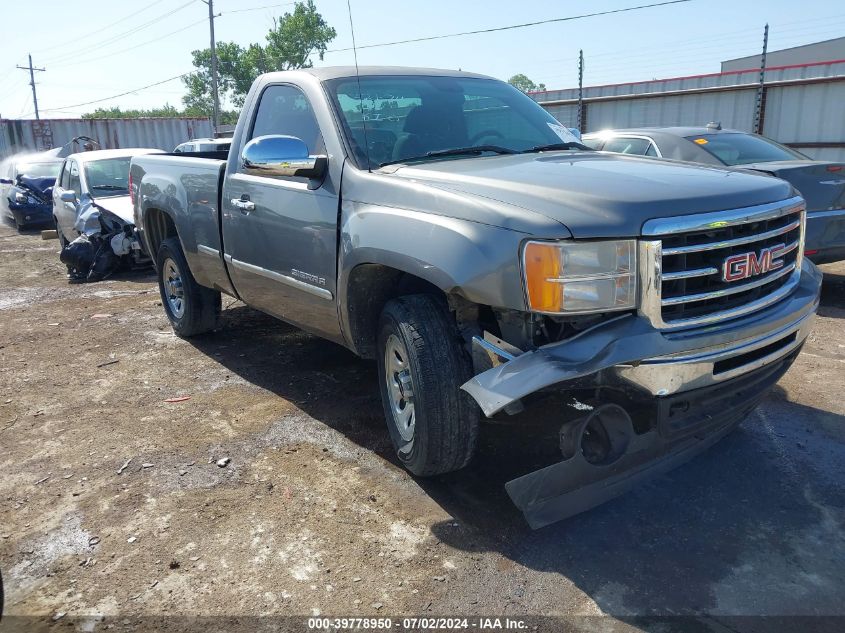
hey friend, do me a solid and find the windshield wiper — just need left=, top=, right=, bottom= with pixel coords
left=379, top=145, right=516, bottom=168
left=426, top=145, right=517, bottom=158
left=91, top=185, right=127, bottom=191
left=523, top=142, right=591, bottom=153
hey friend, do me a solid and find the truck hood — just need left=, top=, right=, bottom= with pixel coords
left=739, top=160, right=845, bottom=213
left=386, top=152, right=795, bottom=238
left=92, top=195, right=134, bottom=225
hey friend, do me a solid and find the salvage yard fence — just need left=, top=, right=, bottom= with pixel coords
left=534, top=59, right=845, bottom=162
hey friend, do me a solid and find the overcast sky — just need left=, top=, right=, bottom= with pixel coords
left=1, top=0, right=843, bottom=119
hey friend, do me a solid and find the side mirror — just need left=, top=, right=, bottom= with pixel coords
left=0, top=178, right=12, bottom=185
left=59, top=190, right=76, bottom=203
left=241, top=135, right=327, bottom=180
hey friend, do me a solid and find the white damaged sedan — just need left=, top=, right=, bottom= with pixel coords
left=52, top=148, right=163, bottom=282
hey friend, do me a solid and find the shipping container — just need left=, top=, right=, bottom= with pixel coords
left=0, top=117, right=214, bottom=159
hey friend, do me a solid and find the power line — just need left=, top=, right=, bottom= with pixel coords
left=40, top=0, right=197, bottom=65
left=224, top=2, right=296, bottom=14
left=20, top=72, right=194, bottom=117
left=16, top=55, right=46, bottom=120
left=0, top=76, right=31, bottom=110
left=32, top=0, right=169, bottom=56
left=201, top=0, right=222, bottom=130
left=49, top=18, right=209, bottom=69
left=323, top=0, right=693, bottom=53
left=243, top=0, right=694, bottom=72
left=37, top=3, right=296, bottom=72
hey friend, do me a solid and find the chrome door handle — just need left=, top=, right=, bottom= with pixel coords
left=231, top=197, right=255, bottom=214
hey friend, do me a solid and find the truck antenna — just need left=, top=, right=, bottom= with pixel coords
left=347, top=0, right=371, bottom=171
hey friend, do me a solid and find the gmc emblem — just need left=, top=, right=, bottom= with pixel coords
left=722, top=244, right=786, bottom=282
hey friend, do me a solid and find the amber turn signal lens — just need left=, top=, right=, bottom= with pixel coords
left=524, top=242, right=563, bottom=312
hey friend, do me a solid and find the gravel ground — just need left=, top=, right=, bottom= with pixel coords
left=0, top=220, right=843, bottom=632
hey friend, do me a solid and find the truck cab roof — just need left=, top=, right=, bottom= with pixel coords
left=265, top=66, right=494, bottom=82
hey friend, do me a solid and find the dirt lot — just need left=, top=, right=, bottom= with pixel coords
left=1, top=220, right=844, bottom=632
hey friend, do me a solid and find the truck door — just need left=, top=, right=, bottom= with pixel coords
left=221, top=83, right=342, bottom=341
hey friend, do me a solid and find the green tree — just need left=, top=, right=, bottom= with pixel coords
left=82, top=104, right=182, bottom=119
left=183, top=0, right=336, bottom=115
left=508, top=73, right=546, bottom=93
left=82, top=103, right=239, bottom=124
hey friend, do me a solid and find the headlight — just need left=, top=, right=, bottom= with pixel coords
left=14, top=191, right=27, bottom=203
left=522, top=240, right=637, bottom=313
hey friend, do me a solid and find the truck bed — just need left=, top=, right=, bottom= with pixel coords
left=130, top=152, right=231, bottom=293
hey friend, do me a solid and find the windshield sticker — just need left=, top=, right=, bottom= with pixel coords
left=547, top=123, right=581, bottom=144
left=693, top=138, right=709, bottom=145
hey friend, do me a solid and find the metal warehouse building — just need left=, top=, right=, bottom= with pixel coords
left=721, top=36, right=845, bottom=72
left=535, top=49, right=845, bottom=162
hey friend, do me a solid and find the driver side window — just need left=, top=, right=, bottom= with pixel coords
left=250, top=84, right=325, bottom=155
left=68, top=162, right=80, bottom=196
left=60, top=162, right=71, bottom=189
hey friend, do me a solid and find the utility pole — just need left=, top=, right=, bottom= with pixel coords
left=201, top=0, right=221, bottom=132
left=16, top=54, right=45, bottom=120
left=753, top=23, right=769, bottom=135
left=577, top=49, right=585, bottom=132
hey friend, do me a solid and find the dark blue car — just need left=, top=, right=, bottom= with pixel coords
left=583, top=126, right=845, bottom=265
left=0, top=155, right=63, bottom=229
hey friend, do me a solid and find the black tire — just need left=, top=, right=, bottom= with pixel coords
left=156, top=237, right=220, bottom=337
left=377, top=294, right=479, bottom=476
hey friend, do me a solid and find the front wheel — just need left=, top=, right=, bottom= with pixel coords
left=156, top=237, right=220, bottom=337
left=377, top=294, right=479, bottom=476
left=54, top=217, right=69, bottom=249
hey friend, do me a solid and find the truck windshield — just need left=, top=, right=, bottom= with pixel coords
left=326, top=75, right=582, bottom=169
left=84, top=157, right=131, bottom=198
left=686, top=133, right=806, bottom=166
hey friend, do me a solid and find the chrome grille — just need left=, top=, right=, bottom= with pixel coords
left=640, top=197, right=806, bottom=329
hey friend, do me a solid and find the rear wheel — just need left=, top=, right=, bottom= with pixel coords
left=156, top=237, right=220, bottom=337
left=377, top=294, right=479, bottom=476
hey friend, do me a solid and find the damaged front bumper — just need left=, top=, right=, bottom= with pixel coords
left=461, top=262, right=822, bottom=528
left=61, top=199, right=150, bottom=283
left=9, top=201, right=52, bottom=227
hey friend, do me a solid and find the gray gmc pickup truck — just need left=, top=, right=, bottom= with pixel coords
left=131, top=67, right=822, bottom=528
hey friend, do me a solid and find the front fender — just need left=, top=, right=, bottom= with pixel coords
left=339, top=200, right=531, bottom=311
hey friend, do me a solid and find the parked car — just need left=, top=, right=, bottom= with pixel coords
left=173, top=138, right=231, bottom=154
left=0, top=153, right=63, bottom=229
left=131, top=67, right=820, bottom=528
left=582, top=125, right=845, bottom=264
left=52, top=148, right=163, bottom=282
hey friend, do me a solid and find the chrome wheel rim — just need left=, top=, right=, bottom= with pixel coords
left=162, top=258, right=185, bottom=318
left=384, top=333, right=415, bottom=443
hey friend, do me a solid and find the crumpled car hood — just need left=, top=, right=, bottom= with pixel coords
left=18, top=175, right=56, bottom=198
left=92, top=195, right=134, bottom=225
left=388, top=152, right=794, bottom=238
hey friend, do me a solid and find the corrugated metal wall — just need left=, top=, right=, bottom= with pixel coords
left=535, top=60, right=845, bottom=161
left=0, top=117, right=214, bottom=158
